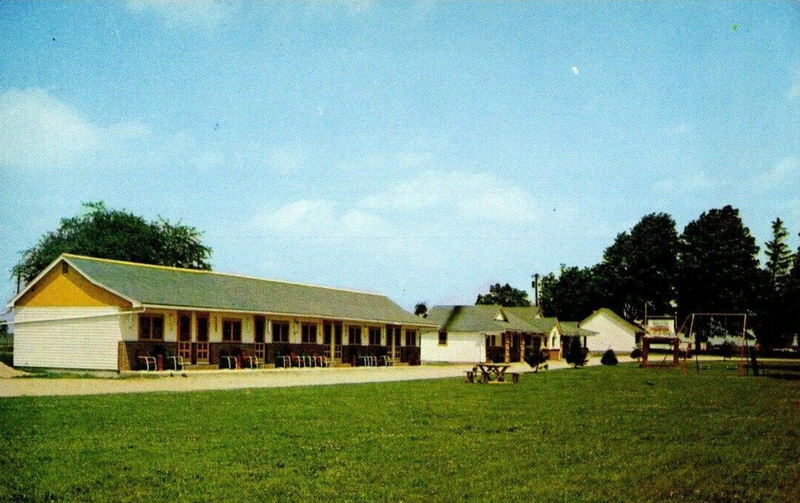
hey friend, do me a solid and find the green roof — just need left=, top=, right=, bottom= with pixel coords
left=558, top=321, right=597, bottom=337
left=54, top=255, right=431, bottom=326
left=427, top=305, right=555, bottom=334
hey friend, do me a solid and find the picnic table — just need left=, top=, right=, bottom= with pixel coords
left=476, top=362, right=511, bottom=383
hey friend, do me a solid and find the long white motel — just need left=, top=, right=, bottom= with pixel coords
left=7, top=254, right=437, bottom=371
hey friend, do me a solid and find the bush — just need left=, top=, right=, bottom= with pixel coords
left=565, top=341, right=588, bottom=368
left=720, top=341, right=736, bottom=360
left=601, top=349, right=618, bottom=366
left=524, top=348, right=548, bottom=372
left=630, top=348, right=642, bottom=360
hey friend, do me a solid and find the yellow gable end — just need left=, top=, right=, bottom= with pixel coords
left=16, top=261, right=131, bottom=308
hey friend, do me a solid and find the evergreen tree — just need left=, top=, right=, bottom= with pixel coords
left=765, top=217, right=793, bottom=289
left=759, top=218, right=795, bottom=347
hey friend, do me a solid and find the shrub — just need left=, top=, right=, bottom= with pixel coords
left=524, top=348, right=548, bottom=372
left=630, top=348, right=642, bottom=360
left=601, top=349, right=618, bottom=366
left=720, top=341, right=736, bottom=360
left=565, top=341, right=588, bottom=368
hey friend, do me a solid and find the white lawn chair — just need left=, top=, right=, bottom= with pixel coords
left=167, top=355, right=185, bottom=371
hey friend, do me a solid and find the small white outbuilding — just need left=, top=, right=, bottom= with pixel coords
left=581, top=308, right=644, bottom=354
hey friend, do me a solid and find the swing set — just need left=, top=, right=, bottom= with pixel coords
left=640, top=312, right=749, bottom=374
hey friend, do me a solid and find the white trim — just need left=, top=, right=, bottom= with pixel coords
left=8, top=308, right=146, bottom=325
left=6, top=258, right=63, bottom=308
left=6, top=255, right=140, bottom=309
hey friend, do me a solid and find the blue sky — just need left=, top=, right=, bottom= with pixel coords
left=1, top=1, right=798, bottom=310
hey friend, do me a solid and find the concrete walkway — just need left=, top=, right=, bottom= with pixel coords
left=0, top=357, right=633, bottom=398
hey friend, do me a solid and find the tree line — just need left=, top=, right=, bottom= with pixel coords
left=539, top=206, right=800, bottom=348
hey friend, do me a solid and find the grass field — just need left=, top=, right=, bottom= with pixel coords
left=1, top=363, right=798, bottom=502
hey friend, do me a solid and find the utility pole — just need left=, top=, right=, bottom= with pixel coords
left=531, top=274, right=540, bottom=306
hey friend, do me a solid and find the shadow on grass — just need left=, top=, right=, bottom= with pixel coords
left=765, top=373, right=800, bottom=381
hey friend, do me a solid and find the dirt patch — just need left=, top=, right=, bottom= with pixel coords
left=0, top=362, right=27, bottom=378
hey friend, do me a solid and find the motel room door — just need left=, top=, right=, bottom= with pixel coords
left=324, top=321, right=343, bottom=361
left=178, top=313, right=192, bottom=362
left=195, top=315, right=209, bottom=363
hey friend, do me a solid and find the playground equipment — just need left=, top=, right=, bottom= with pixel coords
left=677, top=313, right=749, bottom=375
left=640, top=315, right=690, bottom=370
left=640, top=335, right=690, bottom=369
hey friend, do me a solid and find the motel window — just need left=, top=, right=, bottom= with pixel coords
left=222, top=319, right=242, bottom=342
left=139, top=315, right=164, bottom=341
left=272, top=321, right=289, bottom=343
left=438, top=331, right=447, bottom=346
left=488, top=335, right=497, bottom=347
left=348, top=326, right=362, bottom=345
left=368, top=327, right=381, bottom=345
left=405, top=329, right=417, bottom=347
left=301, top=323, right=317, bottom=344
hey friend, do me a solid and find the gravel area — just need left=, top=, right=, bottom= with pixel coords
left=0, top=357, right=636, bottom=398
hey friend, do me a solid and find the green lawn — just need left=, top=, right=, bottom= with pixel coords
left=1, top=364, right=798, bottom=502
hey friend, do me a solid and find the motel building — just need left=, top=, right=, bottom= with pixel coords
left=8, top=254, right=436, bottom=372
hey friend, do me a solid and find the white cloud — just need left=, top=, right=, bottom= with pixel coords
left=250, top=200, right=389, bottom=239
left=126, top=0, right=234, bottom=29
left=359, top=170, right=539, bottom=221
left=752, top=156, right=800, bottom=191
left=0, top=88, right=150, bottom=171
left=571, top=66, right=580, bottom=76
left=266, top=147, right=304, bottom=176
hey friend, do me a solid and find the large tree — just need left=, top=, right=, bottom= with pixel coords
left=13, top=202, right=212, bottom=283
left=475, top=283, right=530, bottom=307
left=539, top=265, right=600, bottom=321
left=677, top=206, right=760, bottom=319
left=595, top=213, right=679, bottom=320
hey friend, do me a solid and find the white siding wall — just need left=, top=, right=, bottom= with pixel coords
left=13, top=307, right=124, bottom=370
left=582, top=314, right=636, bottom=353
left=421, top=330, right=485, bottom=363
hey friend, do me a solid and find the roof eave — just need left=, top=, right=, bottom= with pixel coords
left=139, top=303, right=437, bottom=327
